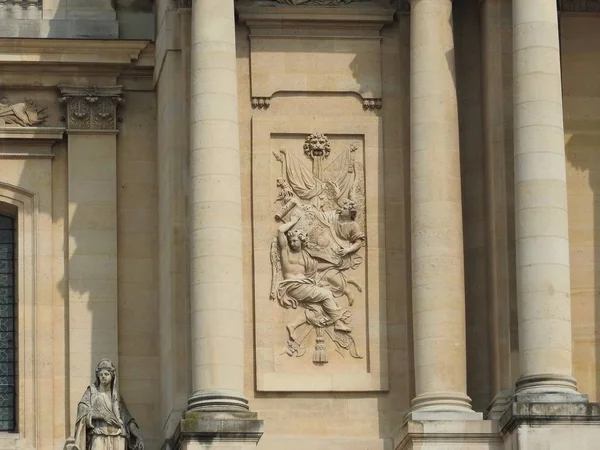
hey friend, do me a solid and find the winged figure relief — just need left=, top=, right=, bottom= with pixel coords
left=270, top=133, right=366, bottom=363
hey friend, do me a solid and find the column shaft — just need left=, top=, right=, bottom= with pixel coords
left=513, top=0, right=578, bottom=394
left=409, top=0, right=473, bottom=412
left=188, top=0, right=248, bottom=410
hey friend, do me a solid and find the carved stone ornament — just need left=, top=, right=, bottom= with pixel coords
left=363, top=98, right=382, bottom=110
left=270, top=134, right=366, bottom=364
left=64, top=359, right=144, bottom=450
left=251, top=97, right=271, bottom=109
left=0, top=97, right=47, bottom=127
left=558, top=0, right=600, bottom=11
left=58, top=86, right=123, bottom=131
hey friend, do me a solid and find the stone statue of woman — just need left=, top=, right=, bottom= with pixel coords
left=70, top=359, right=144, bottom=450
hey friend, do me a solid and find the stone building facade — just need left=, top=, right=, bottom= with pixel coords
left=0, top=0, right=600, bottom=449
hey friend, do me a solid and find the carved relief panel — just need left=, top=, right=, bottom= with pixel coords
left=253, top=117, right=387, bottom=392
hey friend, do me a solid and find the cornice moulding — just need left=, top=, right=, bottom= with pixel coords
left=0, top=39, right=151, bottom=66
left=237, top=1, right=396, bottom=27
left=0, top=127, right=64, bottom=142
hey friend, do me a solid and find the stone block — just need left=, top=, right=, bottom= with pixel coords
left=170, top=410, right=263, bottom=450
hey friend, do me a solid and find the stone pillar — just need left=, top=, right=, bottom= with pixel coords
left=58, top=85, right=123, bottom=427
left=187, top=0, right=247, bottom=413
left=174, top=1, right=262, bottom=447
left=512, top=0, right=581, bottom=397
left=408, top=0, right=478, bottom=417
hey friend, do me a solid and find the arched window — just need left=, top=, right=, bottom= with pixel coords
left=0, top=214, right=16, bottom=431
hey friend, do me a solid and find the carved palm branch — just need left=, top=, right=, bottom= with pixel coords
left=269, top=238, right=283, bottom=301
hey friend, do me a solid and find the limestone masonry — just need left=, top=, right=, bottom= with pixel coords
left=0, top=0, right=600, bottom=449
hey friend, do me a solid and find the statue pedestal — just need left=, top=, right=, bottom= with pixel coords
left=171, top=411, right=263, bottom=450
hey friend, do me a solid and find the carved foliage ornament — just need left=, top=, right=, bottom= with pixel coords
left=270, top=133, right=366, bottom=364
left=0, top=97, right=47, bottom=127
left=58, top=86, right=123, bottom=131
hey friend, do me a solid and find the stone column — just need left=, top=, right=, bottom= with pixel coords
left=187, top=0, right=247, bottom=412
left=512, top=0, right=580, bottom=397
left=58, top=85, right=123, bottom=427
left=176, top=1, right=262, bottom=447
left=408, top=0, right=478, bottom=417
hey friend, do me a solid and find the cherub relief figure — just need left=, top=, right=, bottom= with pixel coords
left=68, top=359, right=144, bottom=450
left=270, top=133, right=365, bottom=363
left=314, top=199, right=365, bottom=306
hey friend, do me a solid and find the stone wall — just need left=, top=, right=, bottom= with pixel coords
left=235, top=5, right=412, bottom=448
left=562, top=13, right=600, bottom=403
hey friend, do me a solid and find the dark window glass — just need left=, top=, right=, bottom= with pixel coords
left=0, top=214, right=16, bottom=432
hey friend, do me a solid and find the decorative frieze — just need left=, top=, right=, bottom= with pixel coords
left=0, top=97, right=47, bottom=127
left=558, top=0, right=600, bottom=12
left=58, top=86, right=123, bottom=131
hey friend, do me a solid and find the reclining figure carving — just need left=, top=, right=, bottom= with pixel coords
left=0, top=97, right=47, bottom=127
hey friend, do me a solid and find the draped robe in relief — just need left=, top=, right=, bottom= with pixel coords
left=72, top=384, right=139, bottom=450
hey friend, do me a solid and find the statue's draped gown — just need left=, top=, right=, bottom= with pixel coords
left=73, top=374, right=138, bottom=450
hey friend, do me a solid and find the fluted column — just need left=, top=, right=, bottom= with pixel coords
left=409, top=0, right=476, bottom=415
left=512, top=0, right=579, bottom=396
left=187, top=0, right=248, bottom=411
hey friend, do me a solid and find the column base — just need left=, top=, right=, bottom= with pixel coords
left=187, top=389, right=250, bottom=412
left=514, top=374, right=587, bottom=403
left=164, top=390, right=263, bottom=450
left=407, top=392, right=482, bottom=420
left=394, top=416, right=496, bottom=450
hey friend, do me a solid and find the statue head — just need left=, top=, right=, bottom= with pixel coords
left=303, top=133, right=331, bottom=160
left=95, top=358, right=116, bottom=389
left=286, top=228, right=307, bottom=252
left=338, top=199, right=357, bottom=220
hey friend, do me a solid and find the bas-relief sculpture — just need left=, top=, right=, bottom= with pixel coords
left=0, top=97, right=47, bottom=127
left=269, top=133, right=366, bottom=364
left=68, top=359, right=144, bottom=450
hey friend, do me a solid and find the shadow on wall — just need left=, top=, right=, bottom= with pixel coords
left=452, top=0, right=491, bottom=413
left=5, top=6, right=161, bottom=446
left=565, top=131, right=600, bottom=402
left=561, top=11, right=600, bottom=404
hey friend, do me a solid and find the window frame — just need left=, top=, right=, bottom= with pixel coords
left=0, top=208, right=17, bottom=433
